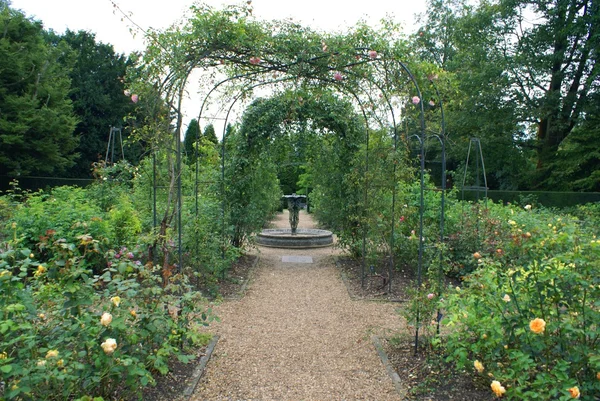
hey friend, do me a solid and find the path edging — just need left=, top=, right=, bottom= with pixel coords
left=371, top=335, right=407, bottom=399
left=183, top=334, right=220, bottom=399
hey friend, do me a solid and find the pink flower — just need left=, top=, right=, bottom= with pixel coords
left=249, top=56, right=261, bottom=65
left=399, top=216, right=405, bottom=222
left=429, top=100, right=435, bottom=107
left=334, top=72, right=343, bottom=81
left=368, top=50, right=378, bottom=59
left=427, top=293, right=434, bottom=300
left=131, top=94, right=139, bottom=103
left=411, top=96, right=420, bottom=105
left=127, top=252, right=134, bottom=259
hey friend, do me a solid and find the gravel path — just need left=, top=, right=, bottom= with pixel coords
left=192, top=211, right=403, bottom=400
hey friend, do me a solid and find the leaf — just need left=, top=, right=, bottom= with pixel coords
left=1, top=364, right=12, bottom=373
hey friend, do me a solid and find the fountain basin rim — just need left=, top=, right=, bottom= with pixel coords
left=258, top=228, right=333, bottom=238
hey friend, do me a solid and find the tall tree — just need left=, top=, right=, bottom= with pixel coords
left=0, top=4, right=79, bottom=176
left=183, top=118, right=200, bottom=164
left=54, top=30, right=135, bottom=177
left=203, top=123, right=218, bottom=144
left=502, top=0, right=599, bottom=186
left=414, top=0, right=599, bottom=190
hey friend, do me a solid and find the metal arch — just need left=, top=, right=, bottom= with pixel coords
left=192, top=53, right=412, bottom=267
left=176, top=51, right=438, bottom=354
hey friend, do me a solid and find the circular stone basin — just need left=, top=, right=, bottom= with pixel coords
left=256, top=228, right=333, bottom=248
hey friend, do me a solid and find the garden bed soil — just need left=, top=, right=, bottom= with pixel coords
left=214, top=254, right=258, bottom=299
left=138, top=254, right=257, bottom=401
left=382, top=335, right=495, bottom=401
left=336, top=256, right=415, bottom=302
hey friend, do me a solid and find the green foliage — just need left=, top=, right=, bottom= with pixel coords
left=433, top=203, right=600, bottom=400
left=0, top=236, right=215, bottom=400
left=183, top=119, right=200, bottom=164
left=8, top=186, right=113, bottom=253
left=107, top=197, right=142, bottom=248
left=54, top=30, right=136, bottom=178
left=0, top=4, right=79, bottom=176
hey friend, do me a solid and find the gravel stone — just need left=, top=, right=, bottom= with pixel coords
left=191, top=211, right=404, bottom=400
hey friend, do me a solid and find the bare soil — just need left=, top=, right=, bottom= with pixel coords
left=381, top=335, right=495, bottom=401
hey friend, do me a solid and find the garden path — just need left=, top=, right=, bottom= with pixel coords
left=192, top=211, right=403, bottom=400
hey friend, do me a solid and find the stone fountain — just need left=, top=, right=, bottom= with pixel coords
left=256, top=194, right=333, bottom=248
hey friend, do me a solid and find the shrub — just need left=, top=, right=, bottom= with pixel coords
left=441, top=216, right=600, bottom=400
left=0, top=234, right=215, bottom=400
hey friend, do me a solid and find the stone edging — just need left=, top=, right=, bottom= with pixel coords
left=371, top=335, right=407, bottom=399
left=183, top=334, right=220, bottom=399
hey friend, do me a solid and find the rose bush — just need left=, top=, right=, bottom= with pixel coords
left=439, top=203, right=600, bottom=400
left=0, top=234, right=215, bottom=400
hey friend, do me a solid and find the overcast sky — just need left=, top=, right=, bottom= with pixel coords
left=10, top=0, right=426, bottom=54
left=9, top=0, right=427, bottom=135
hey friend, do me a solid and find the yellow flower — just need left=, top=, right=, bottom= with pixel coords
left=38, top=313, right=45, bottom=319
left=101, top=338, right=117, bottom=354
left=34, top=265, right=46, bottom=277
left=130, top=309, right=137, bottom=318
left=529, top=318, right=546, bottom=334
left=100, top=312, right=112, bottom=327
left=524, top=204, right=532, bottom=210
left=110, top=296, right=121, bottom=307
left=46, top=349, right=59, bottom=359
left=473, top=252, right=482, bottom=259
left=474, top=360, right=484, bottom=373
left=508, top=220, right=517, bottom=226
left=502, top=294, right=511, bottom=302
left=56, top=359, right=64, bottom=368
left=0, top=351, right=7, bottom=359
left=29, top=253, right=34, bottom=258
left=568, top=387, right=580, bottom=399
left=491, top=380, right=506, bottom=397
left=37, top=359, right=46, bottom=367
left=11, top=222, right=17, bottom=229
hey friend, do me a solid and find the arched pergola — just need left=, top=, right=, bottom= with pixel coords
left=131, top=3, right=447, bottom=349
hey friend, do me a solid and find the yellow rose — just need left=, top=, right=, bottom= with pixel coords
left=110, top=296, right=121, bottom=307
left=34, top=265, right=46, bottom=277
left=474, top=360, right=484, bottom=373
left=45, top=349, right=59, bottom=359
left=473, top=252, right=482, bottom=259
left=100, top=312, right=112, bottom=327
left=56, top=359, right=64, bottom=368
left=101, top=338, right=117, bottom=355
left=491, top=380, right=506, bottom=397
left=529, top=318, right=546, bottom=334
left=568, top=386, right=580, bottom=399
left=0, top=352, right=7, bottom=359
left=130, top=309, right=137, bottom=318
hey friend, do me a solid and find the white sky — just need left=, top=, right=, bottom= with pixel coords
left=10, top=0, right=427, bottom=135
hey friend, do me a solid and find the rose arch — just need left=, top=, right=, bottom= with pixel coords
left=128, top=2, right=447, bottom=346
